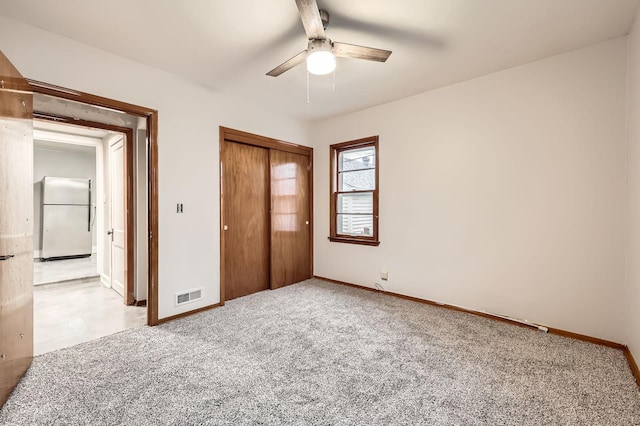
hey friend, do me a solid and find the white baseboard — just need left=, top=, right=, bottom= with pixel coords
left=112, top=280, right=125, bottom=298
left=100, top=273, right=110, bottom=288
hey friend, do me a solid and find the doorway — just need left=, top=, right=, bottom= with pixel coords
left=33, top=120, right=105, bottom=285
left=0, top=51, right=158, bottom=409
left=27, top=80, right=159, bottom=325
left=220, top=127, right=313, bottom=303
left=31, top=119, right=146, bottom=355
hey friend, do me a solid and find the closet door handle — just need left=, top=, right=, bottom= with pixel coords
left=0, top=254, right=15, bottom=261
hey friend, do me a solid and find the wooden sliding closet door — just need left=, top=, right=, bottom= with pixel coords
left=270, top=150, right=311, bottom=289
left=221, top=141, right=270, bottom=300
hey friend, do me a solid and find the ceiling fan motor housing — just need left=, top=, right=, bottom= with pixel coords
left=308, top=38, right=333, bottom=53
left=319, top=9, right=330, bottom=30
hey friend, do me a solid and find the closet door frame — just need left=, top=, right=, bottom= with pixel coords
left=219, top=126, right=313, bottom=305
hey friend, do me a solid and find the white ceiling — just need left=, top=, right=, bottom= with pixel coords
left=1, top=0, right=638, bottom=122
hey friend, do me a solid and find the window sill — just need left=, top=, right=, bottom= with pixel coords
left=328, top=236, right=380, bottom=246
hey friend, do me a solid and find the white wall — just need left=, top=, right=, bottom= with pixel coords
left=311, top=38, right=628, bottom=343
left=627, top=7, right=640, bottom=364
left=0, top=16, right=310, bottom=319
left=33, top=144, right=97, bottom=254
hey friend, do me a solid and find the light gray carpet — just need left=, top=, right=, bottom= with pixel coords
left=1, top=279, right=639, bottom=425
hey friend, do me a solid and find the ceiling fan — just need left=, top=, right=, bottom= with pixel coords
left=267, top=0, right=392, bottom=77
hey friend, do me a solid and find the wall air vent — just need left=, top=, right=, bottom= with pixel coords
left=175, top=288, right=203, bottom=306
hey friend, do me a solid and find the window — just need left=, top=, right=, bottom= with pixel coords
left=329, top=136, right=379, bottom=246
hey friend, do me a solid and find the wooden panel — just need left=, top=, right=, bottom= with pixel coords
left=270, top=150, right=311, bottom=289
left=332, top=42, right=392, bottom=62
left=147, top=112, right=159, bottom=325
left=295, top=0, right=326, bottom=40
left=156, top=303, right=222, bottom=324
left=221, top=141, right=270, bottom=300
left=124, top=128, right=135, bottom=305
left=266, top=50, right=307, bottom=77
left=624, top=347, right=640, bottom=387
left=0, top=51, right=34, bottom=408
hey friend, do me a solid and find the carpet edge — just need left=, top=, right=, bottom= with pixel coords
left=313, top=275, right=626, bottom=350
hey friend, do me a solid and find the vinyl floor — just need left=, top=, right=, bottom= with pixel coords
left=33, top=254, right=146, bottom=355
left=34, top=279, right=146, bottom=355
left=34, top=255, right=98, bottom=285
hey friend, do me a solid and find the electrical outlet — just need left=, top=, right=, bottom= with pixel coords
left=380, top=271, right=388, bottom=281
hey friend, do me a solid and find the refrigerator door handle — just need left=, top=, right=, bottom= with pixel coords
left=88, top=179, right=92, bottom=231
left=0, top=254, right=15, bottom=261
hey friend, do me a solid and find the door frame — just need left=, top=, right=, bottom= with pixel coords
left=28, top=80, right=160, bottom=325
left=35, top=113, right=135, bottom=305
left=219, top=126, right=314, bottom=305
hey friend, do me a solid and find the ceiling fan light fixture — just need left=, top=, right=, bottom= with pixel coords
left=306, top=39, right=336, bottom=75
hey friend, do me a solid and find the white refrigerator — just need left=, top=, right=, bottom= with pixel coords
left=40, top=176, right=93, bottom=260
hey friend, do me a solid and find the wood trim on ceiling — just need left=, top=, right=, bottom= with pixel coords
left=29, top=80, right=160, bottom=326
left=220, top=126, right=312, bottom=156
left=27, top=79, right=155, bottom=117
left=313, top=275, right=626, bottom=351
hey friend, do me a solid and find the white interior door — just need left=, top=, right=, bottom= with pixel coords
left=109, top=137, right=125, bottom=297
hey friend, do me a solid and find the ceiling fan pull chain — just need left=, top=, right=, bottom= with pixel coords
left=333, top=69, right=336, bottom=93
left=307, top=70, right=310, bottom=104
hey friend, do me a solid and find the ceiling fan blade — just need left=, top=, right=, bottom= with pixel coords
left=266, top=50, right=308, bottom=77
left=295, top=0, right=326, bottom=40
left=333, top=42, right=392, bottom=62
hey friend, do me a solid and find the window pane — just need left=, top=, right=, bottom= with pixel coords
left=338, top=214, right=374, bottom=236
left=339, top=146, right=375, bottom=172
left=338, top=193, right=373, bottom=214
left=339, top=168, right=375, bottom=191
